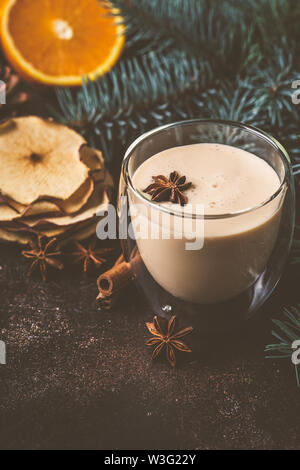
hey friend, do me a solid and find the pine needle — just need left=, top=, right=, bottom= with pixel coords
left=265, top=306, right=300, bottom=387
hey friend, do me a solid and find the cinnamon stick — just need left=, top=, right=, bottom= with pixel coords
left=97, top=254, right=133, bottom=296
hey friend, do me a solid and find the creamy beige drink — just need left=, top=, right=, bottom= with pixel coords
left=130, top=143, right=284, bottom=304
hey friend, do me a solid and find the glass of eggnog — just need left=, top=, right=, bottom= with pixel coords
left=119, top=120, right=295, bottom=331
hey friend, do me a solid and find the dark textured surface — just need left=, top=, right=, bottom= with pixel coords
left=0, top=243, right=300, bottom=450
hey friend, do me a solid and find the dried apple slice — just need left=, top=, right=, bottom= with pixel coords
left=0, top=221, right=72, bottom=242
left=0, top=192, right=24, bottom=213
left=80, top=146, right=106, bottom=182
left=3, top=179, right=111, bottom=236
left=0, top=226, right=33, bottom=244
left=14, top=146, right=103, bottom=217
left=0, top=192, right=62, bottom=219
left=20, top=181, right=111, bottom=228
left=63, top=221, right=99, bottom=243
left=0, top=116, right=88, bottom=204
left=58, top=177, right=95, bottom=214
left=20, top=199, right=65, bottom=217
left=1, top=220, right=67, bottom=238
left=0, top=202, right=21, bottom=221
left=38, top=218, right=99, bottom=240
left=0, top=177, right=94, bottom=221
left=22, top=177, right=94, bottom=217
left=0, top=215, right=103, bottom=245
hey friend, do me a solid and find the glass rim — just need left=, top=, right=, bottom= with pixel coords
left=122, top=119, right=290, bottom=220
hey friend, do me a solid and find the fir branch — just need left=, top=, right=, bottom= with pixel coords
left=108, top=0, right=261, bottom=77
left=200, top=80, right=262, bottom=125
left=249, top=0, right=300, bottom=58
left=102, top=0, right=175, bottom=56
left=108, top=0, right=300, bottom=74
left=51, top=50, right=212, bottom=159
left=292, top=164, right=300, bottom=176
left=195, top=70, right=298, bottom=130
left=52, top=66, right=299, bottom=163
left=249, top=50, right=299, bottom=129
left=277, top=124, right=300, bottom=162
left=265, top=305, right=300, bottom=387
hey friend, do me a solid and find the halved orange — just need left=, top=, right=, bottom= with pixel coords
left=1, top=0, right=125, bottom=86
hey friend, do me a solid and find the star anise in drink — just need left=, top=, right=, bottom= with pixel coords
left=70, top=237, right=118, bottom=272
left=22, top=235, right=64, bottom=281
left=145, top=315, right=193, bottom=367
left=143, top=171, right=192, bottom=206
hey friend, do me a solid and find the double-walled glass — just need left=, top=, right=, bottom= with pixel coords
left=118, top=120, right=295, bottom=336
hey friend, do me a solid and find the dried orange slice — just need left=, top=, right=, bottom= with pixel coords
left=1, top=0, right=125, bottom=86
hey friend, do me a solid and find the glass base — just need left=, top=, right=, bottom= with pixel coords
left=130, top=234, right=290, bottom=355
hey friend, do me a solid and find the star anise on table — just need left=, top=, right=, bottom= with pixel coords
left=145, top=315, right=193, bottom=367
left=69, top=237, right=117, bottom=273
left=143, top=171, right=192, bottom=206
left=22, top=235, right=64, bottom=281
